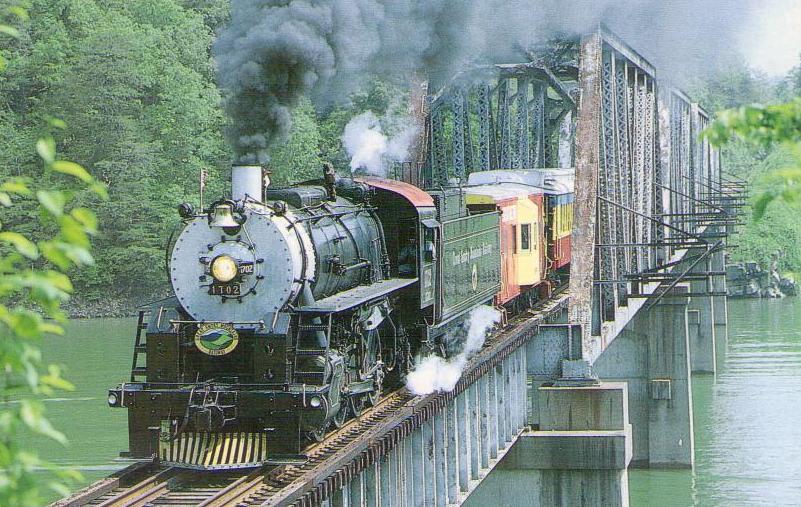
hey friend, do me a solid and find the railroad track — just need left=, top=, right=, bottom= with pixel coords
left=55, top=290, right=569, bottom=507
left=198, top=391, right=415, bottom=506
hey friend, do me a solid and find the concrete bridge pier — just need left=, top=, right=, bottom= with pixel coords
left=593, top=287, right=694, bottom=468
left=466, top=380, right=632, bottom=507
left=684, top=249, right=717, bottom=375
left=711, top=246, right=729, bottom=369
left=681, top=250, right=717, bottom=376
left=688, top=283, right=716, bottom=374
left=466, top=323, right=632, bottom=507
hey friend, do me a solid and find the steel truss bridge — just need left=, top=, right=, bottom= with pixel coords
left=57, top=26, right=745, bottom=507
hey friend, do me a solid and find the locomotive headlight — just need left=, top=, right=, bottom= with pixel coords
left=309, top=396, right=322, bottom=408
left=211, top=255, right=238, bottom=283
left=107, top=392, right=118, bottom=406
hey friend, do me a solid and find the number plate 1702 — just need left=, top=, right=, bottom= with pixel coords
left=210, top=284, right=241, bottom=296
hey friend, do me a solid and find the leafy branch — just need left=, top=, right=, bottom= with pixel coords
left=704, top=99, right=801, bottom=219
left=1, top=5, right=106, bottom=505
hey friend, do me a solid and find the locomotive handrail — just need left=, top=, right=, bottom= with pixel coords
left=168, top=319, right=266, bottom=327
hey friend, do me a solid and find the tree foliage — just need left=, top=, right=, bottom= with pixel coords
left=693, top=56, right=801, bottom=273
left=0, top=4, right=105, bottom=504
left=0, top=0, right=416, bottom=311
left=0, top=0, right=230, bottom=308
left=705, top=100, right=801, bottom=220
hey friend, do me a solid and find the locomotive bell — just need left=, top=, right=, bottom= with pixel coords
left=209, top=202, right=239, bottom=228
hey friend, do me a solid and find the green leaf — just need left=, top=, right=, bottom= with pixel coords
left=90, top=181, right=109, bottom=199
left=70, top=208, right=98, bottom=234
left=47, top=117, right=67, bottom=130
left=36, top=137, right=56, bottom=164
left=1, top=178, right=32, bottom=196
left=0, top=54, right=5, bottom=72
left=37, top=190, right=66, bottom=217
left=50, top=160, right=93, bottom=183
left=57, top=215, right=89, bottom=248
left=7, top=309, right=44, bottom=339
left=8, top=7, right=29, bottom=20
left=0, top=192, right=11, bottom=207
left=42, top=270, right=74, bottom=293
left=41, top=365, right=74, bottom=391
left=40, top=241, right=72, bottom=270
left=40, top=240, right=94, bottom=268
left=39, top=322, right=64, bottom=335
left=0, top=232, right=39, bottom=259
left=0, top=25, right=20, bottom=39
left=41, top=377, right=74, bottom=392
left=59, top=243, right=94, bottom=266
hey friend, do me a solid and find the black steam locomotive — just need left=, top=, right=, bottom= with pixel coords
left=108, top=164, right=573, bottom=469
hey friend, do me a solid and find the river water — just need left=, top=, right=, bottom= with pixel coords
left=27, top=298, right=801, bottom=505
left=630, top=297, right=801, bottom=506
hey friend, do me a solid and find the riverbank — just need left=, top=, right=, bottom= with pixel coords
left=63, top=292, right=170, bottom=319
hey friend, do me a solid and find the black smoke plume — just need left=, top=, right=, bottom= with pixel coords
left=214, top=0, right=756, bottom=163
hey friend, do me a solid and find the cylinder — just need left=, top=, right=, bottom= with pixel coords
left=232, top=165, right=263, bottom=201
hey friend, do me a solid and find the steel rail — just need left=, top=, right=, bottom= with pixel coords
left=51, top=461, right=157, bottom=507
left=94, top=467, right=178, bottom=507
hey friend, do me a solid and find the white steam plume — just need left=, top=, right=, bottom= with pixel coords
left=342, top=111, right=419, bottom=176
left=406, top=305, right=502, bottom=396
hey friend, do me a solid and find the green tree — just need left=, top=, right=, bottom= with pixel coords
left=0, top=0, right=230, bottom=308
left=706, top=99, right=801, bottom=219
left=0, top=5, right=105, bottom=505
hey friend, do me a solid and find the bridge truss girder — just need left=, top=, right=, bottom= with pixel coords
left=423, top=60, right=578, bottom=187
left=568, top=27, right=744, bottom=361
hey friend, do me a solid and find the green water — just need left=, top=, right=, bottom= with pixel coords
left=630, top=297, right=801, bottom=506
left=24, top=318, right=133, bottom=501
left=29, top=299, right=801, bottom=505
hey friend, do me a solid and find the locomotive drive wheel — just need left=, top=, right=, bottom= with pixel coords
left=367, top=385, right=381, bottom=407
left=332, top=403, right=348, bottom=428
left=349, top=394, right=365, bottom=417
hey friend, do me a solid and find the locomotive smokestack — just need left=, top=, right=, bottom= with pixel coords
left=232, top=165, right=263, bottom=202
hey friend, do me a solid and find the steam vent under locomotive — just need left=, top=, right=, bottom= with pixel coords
left=108, top=163, right=574, bottom=469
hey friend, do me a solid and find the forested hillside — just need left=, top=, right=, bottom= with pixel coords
left=1, top=1, right=798, bottom=315
left=0, top=0, right=232, bottom=312
left=690, top=61, right=801, bottom=274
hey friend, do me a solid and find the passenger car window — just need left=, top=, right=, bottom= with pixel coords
left=521, top=223, right=531, bottom=251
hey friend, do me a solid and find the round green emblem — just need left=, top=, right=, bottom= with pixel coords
left=195, top=322, right=239, bottom=356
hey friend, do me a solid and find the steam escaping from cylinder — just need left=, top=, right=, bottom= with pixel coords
left=342, top=111, right=419, bottom=176
left=406, top=305, right=502, bottom=396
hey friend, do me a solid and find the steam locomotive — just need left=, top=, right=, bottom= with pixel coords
left=107, top=164, right=574, bottom=469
